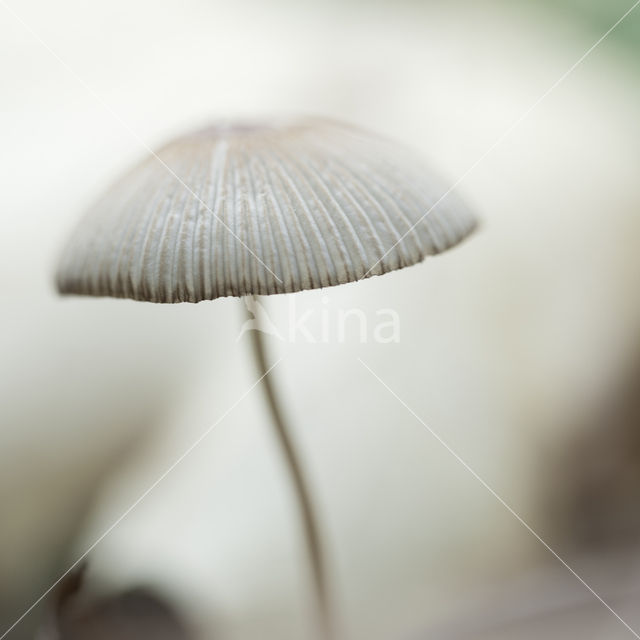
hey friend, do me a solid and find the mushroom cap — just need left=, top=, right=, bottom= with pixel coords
left=56, top=117, right=476, bottom=303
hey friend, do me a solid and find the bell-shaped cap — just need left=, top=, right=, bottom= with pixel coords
left=56, top=118, right=476, bottom=302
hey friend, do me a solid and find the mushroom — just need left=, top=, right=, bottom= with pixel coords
left=56, top=116, right=477, bottom=638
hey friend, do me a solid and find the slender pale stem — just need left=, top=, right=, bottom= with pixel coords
left=245, top=295, right=332, bottom=639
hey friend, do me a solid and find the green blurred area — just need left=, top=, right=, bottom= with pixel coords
left=530, top=0, right=640, bottom=52
left=355, top=0, right=640, bottom=56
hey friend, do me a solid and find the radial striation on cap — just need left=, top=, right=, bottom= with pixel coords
left=56, top=118, right=477, bottom=303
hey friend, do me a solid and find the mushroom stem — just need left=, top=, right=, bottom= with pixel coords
left=245, top=295, right=332, bottom=639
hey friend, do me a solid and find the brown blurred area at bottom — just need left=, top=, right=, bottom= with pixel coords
left=35, top=565, right=193, bottom=640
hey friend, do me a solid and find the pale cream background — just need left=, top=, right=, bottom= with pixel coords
left=1, top=1, right=640, bottom=638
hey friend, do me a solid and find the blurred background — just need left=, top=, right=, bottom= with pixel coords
left=2, top=0, right=640, bottom=638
